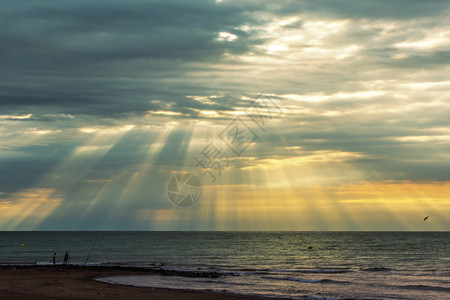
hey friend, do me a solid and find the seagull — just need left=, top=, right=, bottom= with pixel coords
left=423, top=216, right=429, bottom=222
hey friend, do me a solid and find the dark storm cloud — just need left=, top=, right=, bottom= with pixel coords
left=1, top=0, right=449, bottom=118
left=0, top=0, right=268, bottom=117
left=0, top=0, right=257, bottom=63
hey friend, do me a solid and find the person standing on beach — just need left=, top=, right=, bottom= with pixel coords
left=64, top=252, right=69, bottom=265
left=52, top=253, right=57, bottom=264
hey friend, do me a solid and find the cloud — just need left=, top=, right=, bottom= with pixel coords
left=0, top=188, right=63, bottom=230
left=0, top=0, right=268, bottom=117
left=0, top=114, right=33, bottom=120
left=0, top=0, right=449, bottom=230
left=1, top=0, right=449, bottom=119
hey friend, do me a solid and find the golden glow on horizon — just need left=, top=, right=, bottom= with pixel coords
left=0, top=188, right=62, bottom=230
left=1, top=115, right=448, bottom=230
left=133, top=181, right=449, bottom=231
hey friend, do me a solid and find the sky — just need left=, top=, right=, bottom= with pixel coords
left=0, top=0, right=449, bottom=231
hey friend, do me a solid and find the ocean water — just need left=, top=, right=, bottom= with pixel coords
left=0, top=231, right=449, bottom=299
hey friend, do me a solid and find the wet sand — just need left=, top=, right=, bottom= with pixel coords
left=0, top=265, right=275, bottom=299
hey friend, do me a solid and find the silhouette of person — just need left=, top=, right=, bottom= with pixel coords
left=52, top=253, right=57, bottom=265
left=64, top=252, right=69, bottom=265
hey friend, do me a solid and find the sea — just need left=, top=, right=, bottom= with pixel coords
left=0, top=231, right=449, bottom=299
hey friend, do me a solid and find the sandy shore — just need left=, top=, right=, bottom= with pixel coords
left=0, top=265, right=276, bottom=300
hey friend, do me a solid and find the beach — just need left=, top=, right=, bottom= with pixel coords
left=1, top=231, right=449, bottom=299
left=0, top=265, right=272, bottom=300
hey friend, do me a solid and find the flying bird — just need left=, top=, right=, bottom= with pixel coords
left=423, top=216, right=429, bottom=222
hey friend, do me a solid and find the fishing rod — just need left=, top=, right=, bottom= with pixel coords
left=66, top=239, right=72, bottom=265
left=84, top=239, right=98, bottom=266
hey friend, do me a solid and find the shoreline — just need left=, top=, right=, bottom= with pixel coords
left=0, top=265, right=278, bottom=300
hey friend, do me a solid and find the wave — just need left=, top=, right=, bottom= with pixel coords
left=261, top=276, right=344, bottom=284
left=359, top=267, right=392, bottom=272
left=1, top=261, right=108, bottom=267
left=234, top=268, right=259, bottom=272
left=397, top=284, right=450, bottom=292
left=268, top=268, right=353, bottom=274
left=0, top=262, right=37, bottom=266
left=161, top=266, right=353, bottom=276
